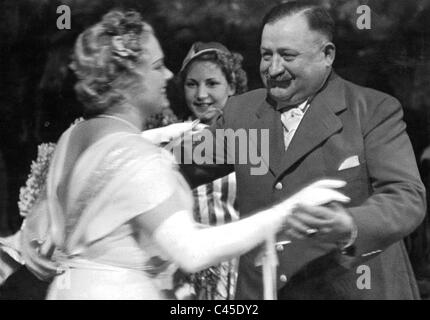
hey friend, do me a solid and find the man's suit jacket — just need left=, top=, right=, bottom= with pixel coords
left=181, top=72, right=426, bottom=299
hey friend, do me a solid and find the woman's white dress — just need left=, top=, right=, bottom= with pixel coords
left=21, top=124, right=194, bottom=299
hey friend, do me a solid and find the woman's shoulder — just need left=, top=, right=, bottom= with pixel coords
left=120, top=132, right=158, bottom=150
left=115, top=133, right=177, bottom=168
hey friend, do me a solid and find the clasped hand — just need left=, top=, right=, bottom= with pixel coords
left=279, top=179, right=354, bottom=244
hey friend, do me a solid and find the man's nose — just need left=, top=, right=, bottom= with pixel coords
left=268, top=56, right=285, bottom=77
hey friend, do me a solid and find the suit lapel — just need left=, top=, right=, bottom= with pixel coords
left=279, top=99, right=343, bottom=175
left=251, top=98, right=285, bottom=178
left=276, top=73, right=347, bottom=178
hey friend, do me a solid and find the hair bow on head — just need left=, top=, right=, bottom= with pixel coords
left=111, top=36, right=134, bottom=57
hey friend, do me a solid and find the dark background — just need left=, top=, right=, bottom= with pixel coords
left=0, top=0, right=429, bottom=298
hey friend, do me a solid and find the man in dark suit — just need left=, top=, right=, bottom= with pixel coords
left=181, top=1, right=426, bottom=299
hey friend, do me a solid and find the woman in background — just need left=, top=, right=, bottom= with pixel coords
left=173, top=41, right=246, bottom=299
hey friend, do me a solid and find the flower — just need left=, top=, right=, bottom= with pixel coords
left=17, top=143, right=57, bottom=217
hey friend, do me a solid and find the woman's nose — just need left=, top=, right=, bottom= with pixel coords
left=197, top=84, right=209, bottom=99
left=164, top=67, right=173, bottom=80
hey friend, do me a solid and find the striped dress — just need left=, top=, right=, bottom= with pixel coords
left=193, top=173, right=238, bottom=225
left=191, top=172, right=239, bottom=300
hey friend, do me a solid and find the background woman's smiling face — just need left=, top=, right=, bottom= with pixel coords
left=184, top=60, right=235, bottom=122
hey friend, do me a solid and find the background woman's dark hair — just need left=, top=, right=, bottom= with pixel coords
left=181, top=51, right=248, bottom=95
left=70, top=10, right=154, bottom=117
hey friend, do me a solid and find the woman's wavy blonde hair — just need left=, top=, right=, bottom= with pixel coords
left=70, top=10, right=154, bottom=116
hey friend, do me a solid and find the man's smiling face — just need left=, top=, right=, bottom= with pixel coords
left=260, top=13, right=334, bottom=106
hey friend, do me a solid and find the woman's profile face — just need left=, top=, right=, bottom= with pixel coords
left=129, top=35, right=173, bottom=116
left=184, top=60, right=235, bottom=122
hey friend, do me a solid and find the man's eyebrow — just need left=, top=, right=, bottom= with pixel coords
left=260, top=46, right=298, bottom=52
left=278, top=48, right=300, bottom=54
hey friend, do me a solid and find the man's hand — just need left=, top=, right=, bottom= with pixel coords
left=284, top=203, right=355, bottom=244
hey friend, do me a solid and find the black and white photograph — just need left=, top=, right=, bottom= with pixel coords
left=0, top=0, right=430, bottom=304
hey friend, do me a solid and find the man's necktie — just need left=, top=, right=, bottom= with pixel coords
left=280, top=107, right=305, bottom=150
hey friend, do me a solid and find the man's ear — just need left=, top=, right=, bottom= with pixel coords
left=323, top=42, right=336, bottom=67
left=228, top=84, right=236, bottom=97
